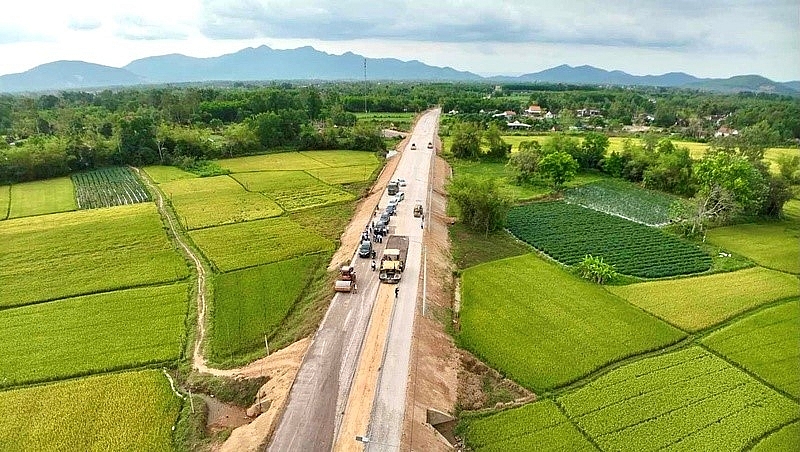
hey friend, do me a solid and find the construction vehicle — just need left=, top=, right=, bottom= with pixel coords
left=387, top=180, right=399, bottom=195
left=334, top=265, right=357, bottom=292
left=379, top=235, right=409, bottom=284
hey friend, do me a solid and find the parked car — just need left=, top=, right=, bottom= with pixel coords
left=395, top=192, right=405, bottom=202
left=397, top=178, right=407, bottom=187
left=375, top=220, right=388, bottom=236
left=410, top=143, right=416, bottom=150
left=427, top=142, right=433, bottom=149
left=380, top=211, right=391, bottom=224
left=358, top=240, right=373, bottom=258
left=386, top=203, right=397, bottom=216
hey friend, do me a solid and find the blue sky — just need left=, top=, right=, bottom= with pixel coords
left=1, top=0, right=798, bottom=80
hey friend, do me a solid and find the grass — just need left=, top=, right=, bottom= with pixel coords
left=751, top=420, right=800, bottom=451
left=0, top=185, right=8, bottom=220
left=209, top=256, right=322, bottom=366
left=0, top=284, right=188, bottom=387
left=457, top=400, right=596, bottom=451
left=0, top=370, right=181, bottom=451
left=0, top=203, right=189, bottom=308
left=7, top=177, right=76, bottom=218
left=507, top=201, right=712, bottom=278
left=232, top=171, right=354, bottom=211
left=564, top=179, right=678, bottom=226
left=607, top=267, right=800, bottom=332
left=706, top=199, right=800, bottom=274
left=215, top=152, right=328, bottom=172
left=459, top=254, right=685, bottom=392
left=162, top=175, right=283, bottom=229
left=557, top=346, right=800, bottom=451
left=703, top=299, right=800, bottom=398
left=143, top=165, right=199, bottom=184
left=189, top=216, right=334, bottom=272
left=449, top=223, right=532, bottom=269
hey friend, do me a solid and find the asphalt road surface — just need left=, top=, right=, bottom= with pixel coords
left=268, top=109, right=440, bottom=451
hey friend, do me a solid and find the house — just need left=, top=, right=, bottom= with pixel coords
left=507, top=120, right=532, bottom=129
left=714, top=126, right=739, bottom=138
left=492, top=110, right=517, bottom=119
left=544, top=111, right=555, bottom=119
left=576, top=108, right=602, bottom=118
left=524, top=105, right=544, bottom=116
left=447, top=109, right=459, bottom=115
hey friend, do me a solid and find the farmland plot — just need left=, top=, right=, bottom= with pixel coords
left=210, top=255, right=322, bottom=364
left=7, top=177, right=76, bottom=218
left=161, top=175, right=283, bottom=229
left=189, top=216, right=334, bottom=272
left=306, top=165, right=378, bottom=185
left=0, top=370, right=180, bottom=452
left=143, top=165, right=198, bottom=184
left=703, top=300, right=800, bottom=398
left=298, top=150, right=379, bottom=168
left=459, top=254, right=685, bottom=391
left=0, top=185, right=8, bottom=220
left=0, top=284, right=188, bottom=387
left=216, top=152, right=328, bottom=172
left=558, top=347, right=800, bottom=451
left=232, top=170, right=354, bottom=211
left=608, top=267, right=800, bottom=332
left=752, top=421, right=800, bottom=451
left=71, top=166, right=150, bottom=209
left=0, top=203, right=189, bottom=308
left=458, top=400, right=596, bottom=452
left=564, top=179, right=678, bottom=226
left=507, top=202, right=711, bottom=278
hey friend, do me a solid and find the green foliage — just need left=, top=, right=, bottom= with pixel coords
left=450, top=122, right=482, bottom=159
left=695, top=151, right=767, bottom=214
left=538, top=151, right=578, bottom=189
left=507, top=202, right=712, bottom=278
left=0, top=203, right=189, bottom=308
left=576, top=131, right=609, bottom=169
left=564, top=179, right=678, bottom=226
left=558, top=347, right=800, bottom=451
left=0, top=284, right=188, bottom=387
left=210, top=256, right=321, bottom=365
left=7, top=176, right=76, bottom=218
left=608, top=267, right=799, bottom=332
left=484, top=123, right=512, bottom=159
left=188, top=217, right=334, bottom=272
left=776, top=153, right=800, bottom=183
left=0, top=370, right=181, bottom=452
left=72, top=166, right=150, bottom=209
left=457, top=400, right=596, bottom=451
left=117, top=113, right=158, bottom=165
left=576, top=254, right=616, bottom=284
left=459, top=254, right=685, bottom=391
left=703, top=300, right=800, bottom=397
left=507, top=140, right=543, bottom=184
left=449, top=223, right=531, bottom=269
left=751, top=421, right=800, bottom=452
left=447, top=175, right=512, bottom=235
left=174, top=157, right=230, bottom=177
left=642, top=143, right=695, bottom=197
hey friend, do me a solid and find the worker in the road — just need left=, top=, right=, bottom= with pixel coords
left=371, top=260, right=376, bottom=271
left=395, top=286, right=399, bottom=298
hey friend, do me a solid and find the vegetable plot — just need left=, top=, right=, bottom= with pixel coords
left=507, top=201, right=711, bottom=278
left=564, top=179, right=677, bottom=226
left=72, top=167, right=150, bottom=209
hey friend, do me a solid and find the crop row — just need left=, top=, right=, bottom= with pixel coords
left=506, top=201, right=712, bottom=278
left=564, top=179, right=677, bottom=226
left=72, top=167, right=150, bottom=209
left=558, top=347, right=800, bottom=451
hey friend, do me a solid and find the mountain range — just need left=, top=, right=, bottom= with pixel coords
left=0, top=45, right=797, bottom=95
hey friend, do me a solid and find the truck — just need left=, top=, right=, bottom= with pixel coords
left=387, top=180, right=399, bottom=196
left=334, top=265, right=357, bottom=292
left=378, top=235, right=409, bottom=284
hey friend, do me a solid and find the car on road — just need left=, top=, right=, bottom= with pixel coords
left=380, top=211, right=391, bottom=224
left=386, top=203, right=396, bottom=216
left=397, top=178, right=407, bottom=187
left=395, top=192, right=405, bottom=202
left=375, top=220, right=388, bottom=236
left=410, top=143, right=416, bottom=150
left=358, top=240, right=373, bottom=258
left=427, top=142, right=433, bottom=149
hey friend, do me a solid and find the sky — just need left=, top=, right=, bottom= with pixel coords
left=1, top=0, right=798, bottom=81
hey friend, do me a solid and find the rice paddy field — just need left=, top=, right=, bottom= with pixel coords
left=0, top=370, right=181, bottom=452
left=232, top=171, right=354, bottom=211
left=0, top=203, right=189, bottom=307
left=7, top=177, right=76, bottom=218
left=703, top=299, right=800, bottom=398
left=0, top=185, right=8, bottom=220
left=143, top=165, right=199, bottom=184
left=607, top=267, right=800, bottom=332
left=459, top=254, right=685, bottom=391
left=0, top=284, right=188, bottom=387
left=215, top=151, right=329, bottom=172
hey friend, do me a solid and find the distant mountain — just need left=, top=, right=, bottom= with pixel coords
left=0, top=47, right=797, bottom=95
left=123, top=45, right=480, bottom=83
left=0, top=61, right=146, bottom=93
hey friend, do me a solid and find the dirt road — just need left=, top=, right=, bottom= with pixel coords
left=269, top=109, right=441, bottom=451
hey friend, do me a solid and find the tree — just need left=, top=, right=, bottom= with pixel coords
left=539, top=151, right=578, bottom=189
left=776, top=153, right=800, bottom=183
left=117, top=113, right=158, bottom=165
left=450, top=122, right=482, bottom=159
left=695, top=152, right=766, bottom=215
left=576, top=132, right=609, bottom=170
left=643, top=144, right=695, bottom=196
left=484, top=123, right=511, bottom=159
left=447, top=175, right=512, bottom=235
left=508, top=140, right=543, bottom=183
left=669, top=185, right=738, bottom=237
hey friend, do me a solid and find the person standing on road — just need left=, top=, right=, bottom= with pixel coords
left=395, top=286, right=399, bottom=298
left=371, top=260, right=376, bottom=271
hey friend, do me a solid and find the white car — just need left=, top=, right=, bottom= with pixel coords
left=395, top=192, right=405, bottom=202
left=397, top=178, right=407, bottom=187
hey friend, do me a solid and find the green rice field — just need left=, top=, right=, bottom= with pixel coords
left=189, top=216, right=334, bottom=272
left=703, top=299, right=800, bottom=398
left=0, top=203, right=189, bottom=307
left=0, top=185, right=9, bottom=220
left=751, top=421, right=800, bottom=451
left=459, top=254, right=685, bottom=391
left=0, top=284, right=188, bottom=387
left=209, top=255, right=322, bottom=364
left=232, top=171, right=354, bottom=211
left=608, top=267, right=800, bottom=332
left=558, top=347, right=800, bottom=451
left=7, top=177, right=76, bottom=218
left=143, top=165, right=199, bottom=184
left=305, top=165, right=377, bottom=185
left=0, top=370, right=181, bottom=451
left=215, top=152, right=329, bottom=172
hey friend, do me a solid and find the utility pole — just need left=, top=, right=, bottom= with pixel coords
left=364, top=58, right=368, bottom=113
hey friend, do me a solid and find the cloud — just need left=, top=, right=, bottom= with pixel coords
left=68, top=18, right=103, bottom=31
left=114, top=15, right=190, bottom=40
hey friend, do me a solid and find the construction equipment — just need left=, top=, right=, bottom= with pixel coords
left=335, top=265, right=357, bottom=292
left=378, top=235, right=409, bottom=284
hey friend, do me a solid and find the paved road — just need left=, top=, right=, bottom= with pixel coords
left=268, top=109, right=440, bottom=451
